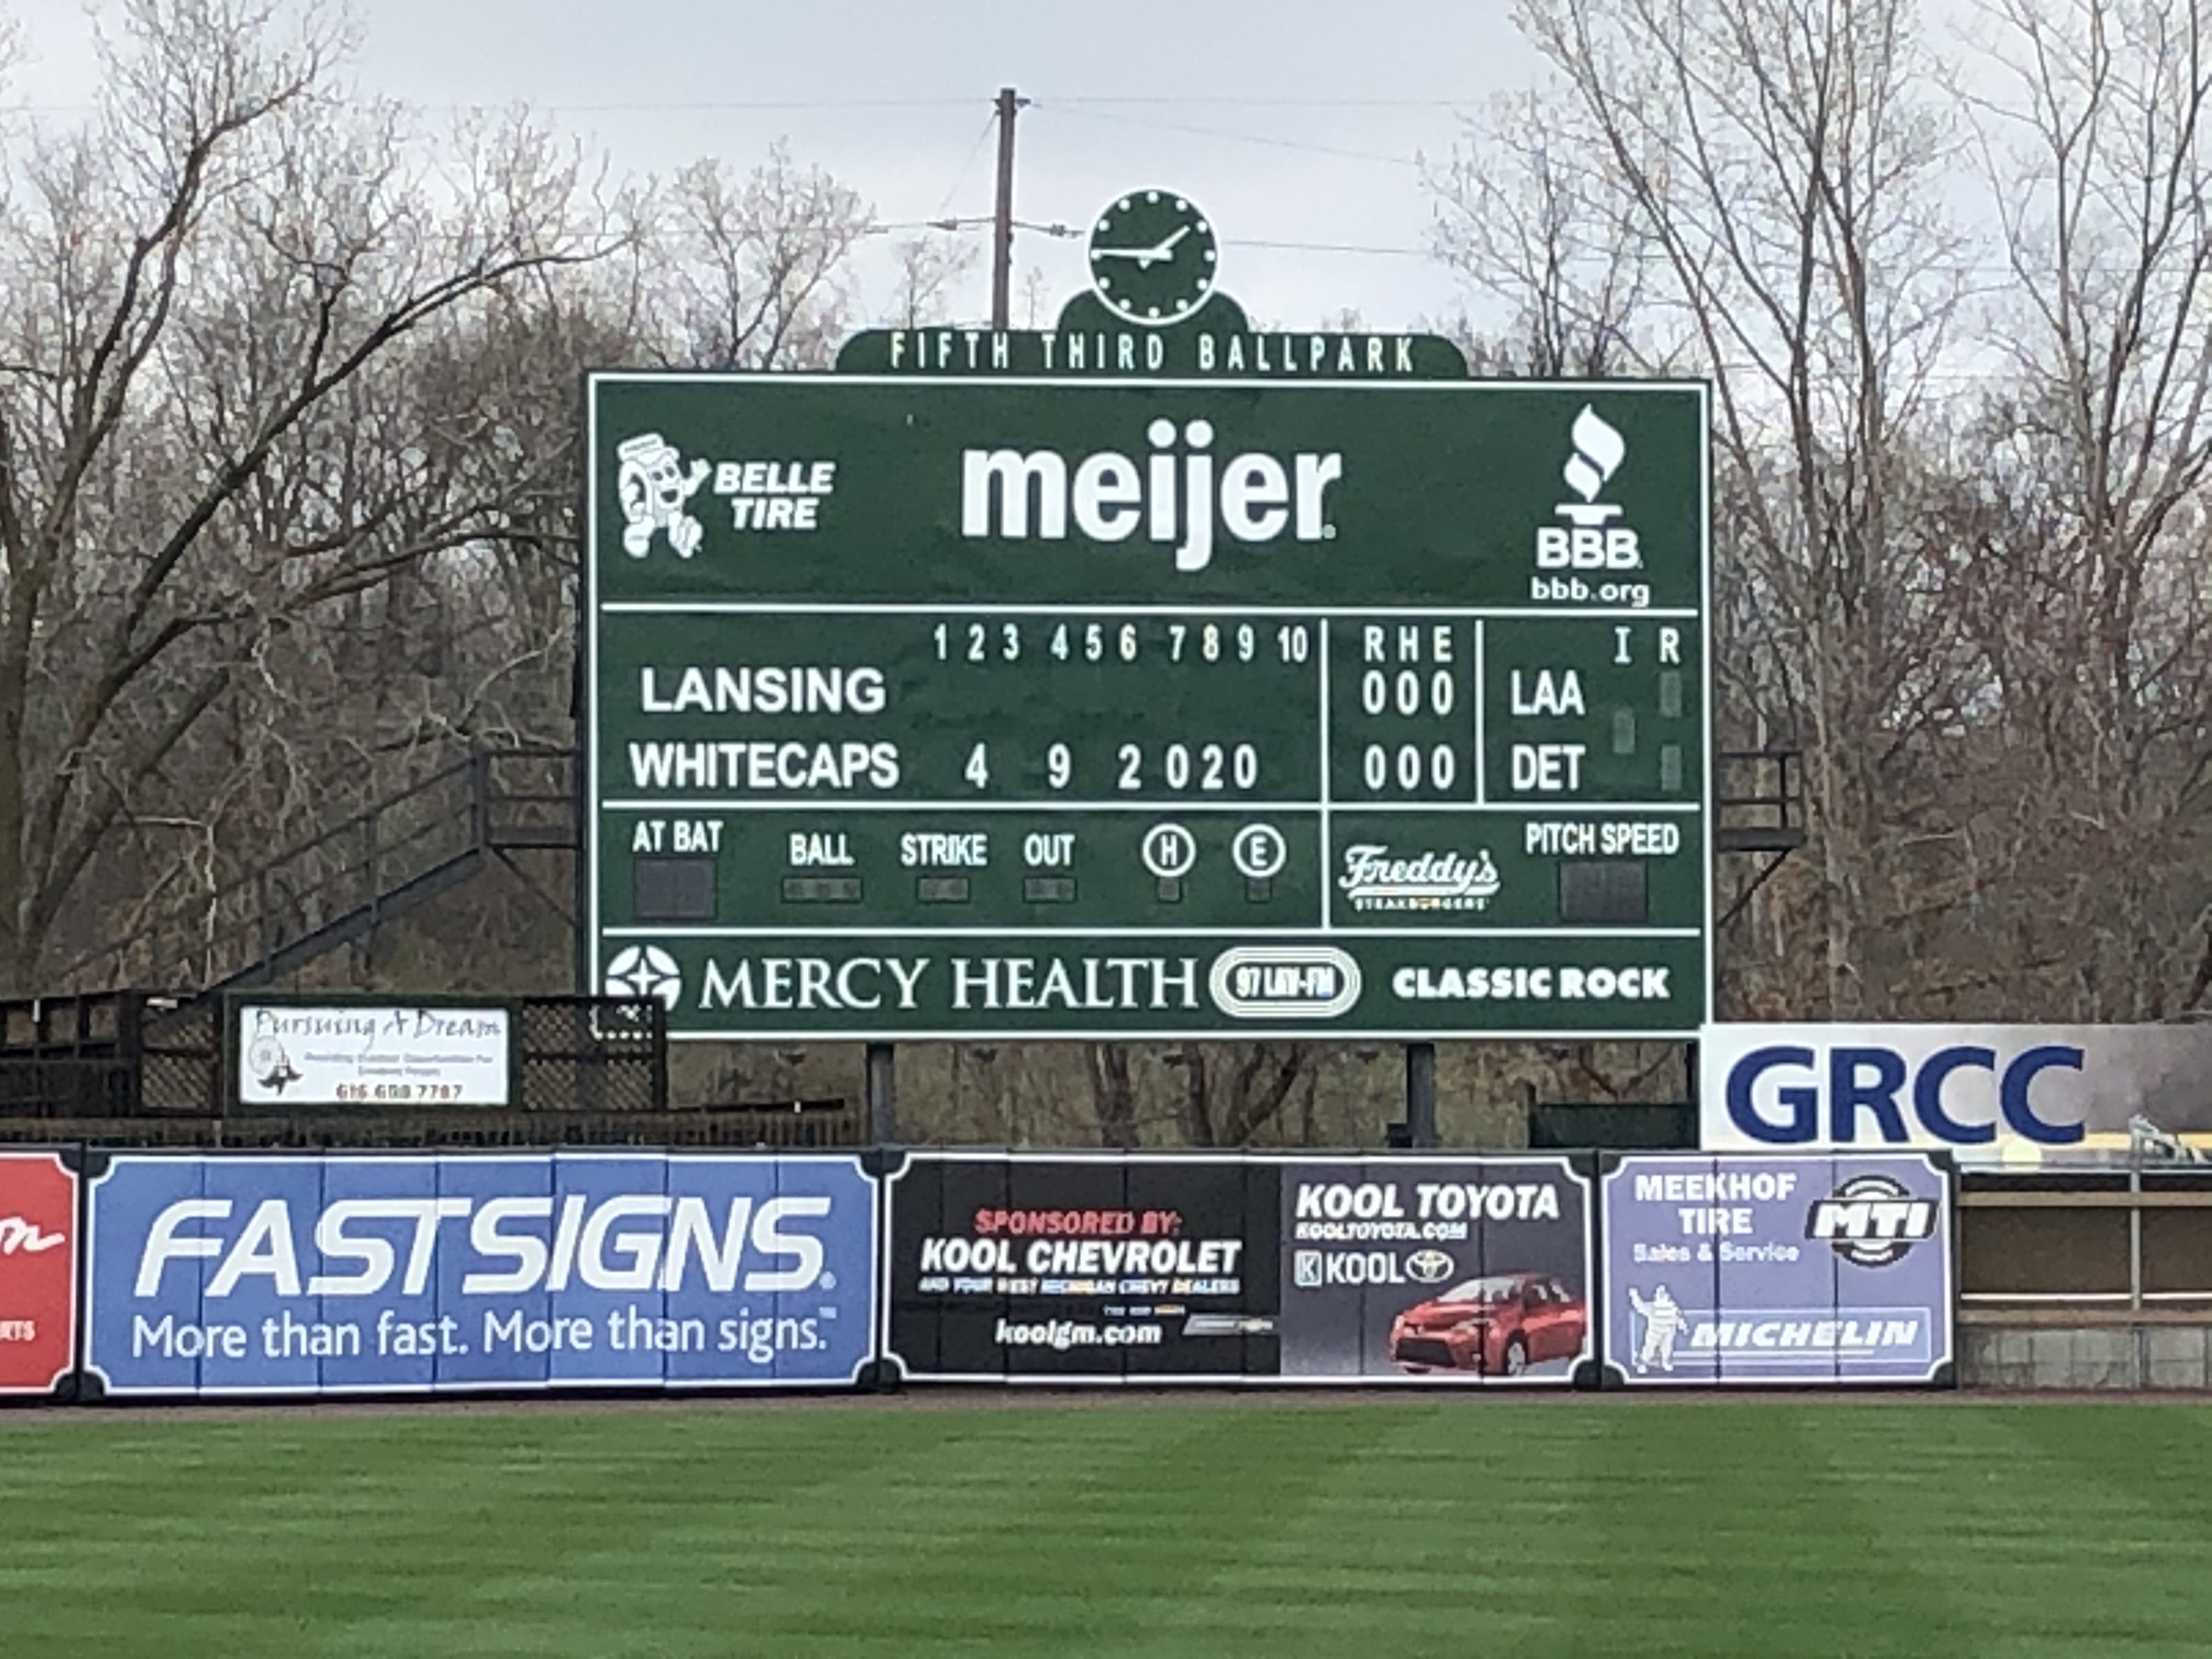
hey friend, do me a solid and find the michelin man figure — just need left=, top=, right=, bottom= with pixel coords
left=616, top=432, right=710, bottom=559
left=1628, top=1284, right=1686, bottom=1375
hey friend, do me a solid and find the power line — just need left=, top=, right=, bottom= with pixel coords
left=1234, top=238, right=1431, bottom=257
left=5, top=94, right=1472, bottom=116
left=880, top=218, right=1424, bottom=257
left=935, top=108, right=1000, bottom=218
left=0, top=96, right=991, bottom=116
left=1036, top=105, right=1425, bottom=169
left=1047, top=97, right=1472, bottom=109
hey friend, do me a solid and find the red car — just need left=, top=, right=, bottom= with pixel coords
left=1387, top=1272, right=1587, bottom=1376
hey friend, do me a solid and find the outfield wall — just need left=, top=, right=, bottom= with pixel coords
left=0, top=1147, right=1958, bottom=1402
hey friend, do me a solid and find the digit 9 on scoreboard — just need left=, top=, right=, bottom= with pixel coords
left=927, top=611, right=1321, bottom=803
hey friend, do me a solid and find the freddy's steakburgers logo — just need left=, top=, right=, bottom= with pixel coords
left=1339, top=844, right=1500, bottom=912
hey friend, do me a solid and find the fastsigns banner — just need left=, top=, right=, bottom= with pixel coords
left=237, top=1004, right=512, bottom=1107
left=882, top=1152, right=1593, bottom=1385
left=1700, top=1023, right=2212, bottom=1169
left=1601, top=1152, right=1954, bottom=1386
left=0, top=1150, right=78, bottom=1397
left=83, top=1152, right=877, bottom=1396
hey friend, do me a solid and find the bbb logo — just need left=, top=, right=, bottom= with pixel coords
left=1722, top=1042, right=2086, bottom=1147
left=1534, top=406, right=1641, bottom=572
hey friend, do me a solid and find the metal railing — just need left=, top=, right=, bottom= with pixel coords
left=54, top=747, right=576, bottom=994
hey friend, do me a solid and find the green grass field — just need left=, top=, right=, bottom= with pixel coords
left=3, top=1398, right=2207, bottom=1656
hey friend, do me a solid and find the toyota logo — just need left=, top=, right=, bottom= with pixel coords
left=1407, top=1249, right=1454, bottom=1284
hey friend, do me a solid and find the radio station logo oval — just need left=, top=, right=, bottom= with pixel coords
left=1207, top=945, right=1362, bottom=1021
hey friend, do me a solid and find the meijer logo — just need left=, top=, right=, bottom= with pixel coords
left=961, top=417, right=1342, bottom=573
left=1535, top=405, right=1640, bottom=572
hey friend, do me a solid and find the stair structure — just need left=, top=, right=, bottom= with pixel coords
left=55, top=747, right=578, bottom=994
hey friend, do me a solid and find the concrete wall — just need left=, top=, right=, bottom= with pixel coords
left=1963, top=1324, right=2212, bottom=1391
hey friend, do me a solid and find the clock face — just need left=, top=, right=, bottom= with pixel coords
left=1086, top=190, right=1219, bottom=326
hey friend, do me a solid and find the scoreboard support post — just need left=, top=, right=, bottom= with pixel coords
left=1405, top=1042, right=1438, bottom=1149
left=866, top=1042, right=898, bottom=1144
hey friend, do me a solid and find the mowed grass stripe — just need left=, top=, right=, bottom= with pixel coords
left=1081, top=1400, right=1605, bottom=1658
left=0, top=1410, right=1031, bottom=1658
left=1814, top=1403, right=2212, bottom=1657
left=683, top=1408, right=1305, bottom=1656
left=5, top=1402, right=2212, bottom=1658
left=1547, top=1403, right=1955, bottom=1658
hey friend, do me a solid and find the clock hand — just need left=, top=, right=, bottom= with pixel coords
left=1091, top=245, right=1160, bottom=261
left=1126, top=227, right=1192, bottom=270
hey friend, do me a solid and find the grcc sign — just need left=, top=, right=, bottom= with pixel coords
left=1701, top=1026, right=2097, bottom=1150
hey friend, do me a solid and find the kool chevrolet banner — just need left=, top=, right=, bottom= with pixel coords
left=1700, top=1024, right=2212, bottom=1169
left=1601, top=1152, right=1955, bottom=1387
left=881, top=1151, right=1593, bottom=1384
left=83, top=1152, right=877, bottom=1396
left=0, top=1149, right=78, bottom=1397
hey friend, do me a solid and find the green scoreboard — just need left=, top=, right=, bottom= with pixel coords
left=586, top=365, right=1710, bottom=1040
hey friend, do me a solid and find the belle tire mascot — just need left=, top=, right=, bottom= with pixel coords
left=617, top=432, right=710, bottom=558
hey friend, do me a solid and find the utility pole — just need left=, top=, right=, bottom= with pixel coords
left=991, top=86, right=1024, bottom=330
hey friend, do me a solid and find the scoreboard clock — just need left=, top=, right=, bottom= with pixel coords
left=1086, top=190, right=1221, bottom=325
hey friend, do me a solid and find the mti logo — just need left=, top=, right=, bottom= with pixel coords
left=1805, top=1173, right=1939, bottom=1267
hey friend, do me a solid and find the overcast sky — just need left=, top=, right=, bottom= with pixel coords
left=4, top=0, right=1551, bottom=332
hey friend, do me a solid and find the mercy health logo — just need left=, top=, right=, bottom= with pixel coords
left=614, top=431, right=838, bottom=558
left=961, top=417, right=1343, bottom=574
left=84, top=1154, right=877, bottom=1397
left=604, top=945, right=683, bottom=1011
left=0, top=1151, right=79, bottom=1397
left=1339, top=843, right=1499, bottom=913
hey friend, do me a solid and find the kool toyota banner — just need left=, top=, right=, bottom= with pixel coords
left=881, top=1152, right=1594, bottom=1384
left=82, top=1152, right=877, bottom=1396
left=0, top=1149, right=78, bottom=1397
left=1700, top=1023, right=2212, bottom=1170
left=1601, top=1152, right=1955, bottom=1386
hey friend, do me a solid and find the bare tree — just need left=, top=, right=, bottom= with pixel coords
left=635, top=142, right=873, bottom=369
left=884, top=231, right=982, bottom=330
left=1427, top=87, right=1667, bottom=376
left=1465, top=0, right=1984, bottom=1018
left=0, top=0, right=620, bottom=989
left=1942, top=0, right=2212, bottom=1018
left=1169, top=1043, right=1310, bottom=1148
